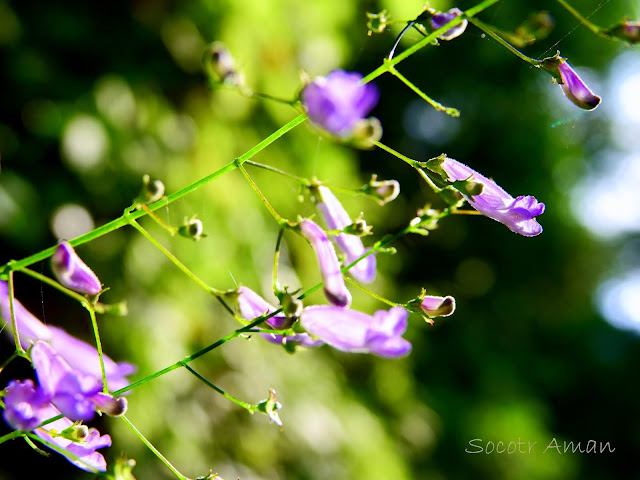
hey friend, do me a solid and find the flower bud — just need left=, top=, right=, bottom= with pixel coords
left=60, top=424, right=90, bottom=442
left=514, top=11, right=555, bottom=46
left=178, top=217, right=205, bottom=241
left=257, top=388, right=283, bottom=428
left=51, top=241, right=102, bottom=295
left=203, top=42, right=243, bottom=87
left=365, top=174, right=400, bottom=205
left=541, top=52, right=601, bottom=110
left=605, top=19, right=640, bottom=44
left=420, top=295, right=456, bottom=318
left=367, top=10, right=390, bottom=35
left=279, top=291, right=303, bottom=321
left=140, top=174, right=165, bottom=204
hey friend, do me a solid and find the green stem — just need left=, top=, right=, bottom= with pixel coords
left=127, top=219, right=239, bottom=320
left=141, top=204, right=178, bottom=236
left=7, top=272, right=24, bottom=355
left=388, top=65, right=460, bottom=117
left=184, top=364, right=256, bottom=413
left=0, top=114, right=307, bottom=279
left=344, top=277, right=399, bottom=307
left=244, top=160, right=310, bottom=184
left=466, top=16, right=541, bottom=67
left=24, top=432, right=108, bottom=476
left=373, top=141, right=444, bottom=192
left=237, top=162, right=292, bottom=227
left=87, top=307, right=109, bottom=393
left=0, top=430, right=24, bottom=445
left=273, top=228, right=285, bottom=294
left=0, top=351, right=19, bottom=374
left=18, top=267, right=88, bottom=304
left=121, top=416, right=191, bottom=480
left=362, top=0, right=502, bottom=84
left=555, top=0, right=602, bottom=36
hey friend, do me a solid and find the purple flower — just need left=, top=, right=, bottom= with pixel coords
left=541, top=54, right=601, bottom=110
left=31, top=341, right=126, bottom=421
left=237, top=287, right=323, bottom=348
left=51, top=241, right=102, bottom=295
left=435, top=156, right=545, bottom=236
left=300, top=305, right=412, bottom=358
left=34, top=404, right=111, bottom=472
left=420, top=295, right=456, bottom=318
left=313, top=186, right=376, bottom=283
left=2, top=379, right=50, bottom=431
left=302, top=70, right=379, bottom=137
left=431, top=8, right=468, bottom=41
left=0, top=280, right=52, bottom=348
left=237, top=286, right=290, bottom=329
left=299, top=219, right=352, bottom=307
left=48, top=326, right=135, bottom=393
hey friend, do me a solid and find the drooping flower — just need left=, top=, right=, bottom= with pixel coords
left=34, top=403, right=112, bottom=472
left=299, top=219, right=352, bottom=307
left=420, top=295, right=456, bottom=317
left=430, top=8, right=468, bottom=41
left=0, top=280, right=52, bottom=348
left=312, top=186, right=376, bottom=283
left=31, top=341, right=127, bottom=422
left=302, top=70, right=379, bottom=138
left=236, top=287, right=324, bottom=348
left=429, top=156, right=545, bottom=236
left=51, top=241, right=102, bottom=295
left=2, top=379, right=51, bottom=431
left=541, top=53, right=601, bottom=110
left=300, top=305, right=412, bottom=358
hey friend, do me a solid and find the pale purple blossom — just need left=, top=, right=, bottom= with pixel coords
left=302, top=70, right=379, bottom=137
left=431, top=8, right=468, bottom=41
left=31, top=341, right=127, bottom=421
left=237, top=287, right=323, bottom=348
left=313, top=186, right=376, bottom=283
left=299, top=219, right=352, bottom=307
left=420, top=295, right=456, bottom=317
left=51, top=241, right=102, bottom=295
left=541, top=55, right=601, bottom=110
left=2, top=379, right=50, bottom=431
left=436, top=157, right=545, bottom=236
left=300, top=305, right=412, bottom=358
left=34, top=403, right=111, bottom=472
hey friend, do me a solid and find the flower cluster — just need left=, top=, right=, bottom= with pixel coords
left=1, top=243, right=133, bottom=472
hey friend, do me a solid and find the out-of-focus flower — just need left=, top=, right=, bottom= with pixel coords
left=430, top=8, right=468, bottom=41
left=541, top=53, right=601, bottom=110
left=2, top=379, right=50, bottom=431
left=31, top=341, right=127, bottom=422
left=203, top=42, right=244, bottom=87
left=51, top=241, right=102, bottom=295
left=0, top=280, right=52, bottom=348
left=606, top=19, right=640, bottom=44
left=299, top=219, right=352, bottom=307
left=300, top=305, right=412, bottom=358
left=311, top=186, right=376, bottom=283
left=420, top=295, right=456, bottom=317
left=428, top=156, right=545, bottom=236
left=301, top=70, right=379, bottom=138
left=34, top=404, right=112, bottom=472
left=236, top=287, right=323, bottom=348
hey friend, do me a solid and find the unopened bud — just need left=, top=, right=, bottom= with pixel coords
left=366, top=174, right=400, bottom=205
left=349, top=117, right=383, bottom=149
left=257, top=388, right=283, bottom=428
left=440, top=186, right=465, bottom=207
left=420, top=294, right=456, bottom=318
left=60, top=423, right=89, bottom=442
left=141, top=174, right=165, bottom=204
left=541, top=52, right=601, bottom=110
left=464, top=180, right=484, bottom=197
left=606, top=19, right=640, bottom=44
left=280, top=292, right=303, bottom=322
left=343, top=217, right=372, bottom=236
left=93, top=392, right=128, bottom=417
left=203, top=42, right=243, bottom=87
left=514, top=11, right=555, bottom=46
left=178, top=217, right=205, bottom=241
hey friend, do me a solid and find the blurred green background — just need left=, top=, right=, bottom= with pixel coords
left=2, top=0, right=640, bottom=478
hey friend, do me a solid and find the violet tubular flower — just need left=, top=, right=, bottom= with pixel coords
left=302, top=70, right=379, bottom=138
left=300, top=305, right=411, bottom=358
left=312, top=186, right=376, bottom=283
left=431, top=156, right=545, bottom=236
left=541, top=54, right=601, bottom=110
left=237, top=287, right=323, bottom=348
left=299, top=219, right=352, bottom=307
left=420, top=295, right=456, bottom=318
left=430, top=8, right=468, bottom=41
left=31, top=341, right=127, bottom=422
left=2, top=379, right=50, bottom=431
left=51, top=241, right=102, bottom=295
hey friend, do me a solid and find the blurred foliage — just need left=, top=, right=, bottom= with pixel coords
left=1, top=0, right=640, bottom=479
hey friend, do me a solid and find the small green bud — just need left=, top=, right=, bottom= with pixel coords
left=280, top=291, right=303, bottom=321
left=59, top=423, right=89, bottom=442
left=366, top=10, right=390, bottom=35
left=605, top=19, right=640, bottom=44
left=364, top=174, right=400, bottom=206
left=425, top=154, right=448, bottom=178
left=257, top=388, right=283, bottom=428
left=440, top=186, right=465, bottom=207
left=140, top=174, right=165, bottom=204
left=203, top=42, right=244, bottom=87
left=178, top=216, right=206, bottom=241
left=342, top=216, right=373, bottom=236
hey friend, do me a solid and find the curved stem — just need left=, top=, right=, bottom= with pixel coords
left=388, top=65, right=460, bottom=117
left=184, top=364, right=256, bottom=413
